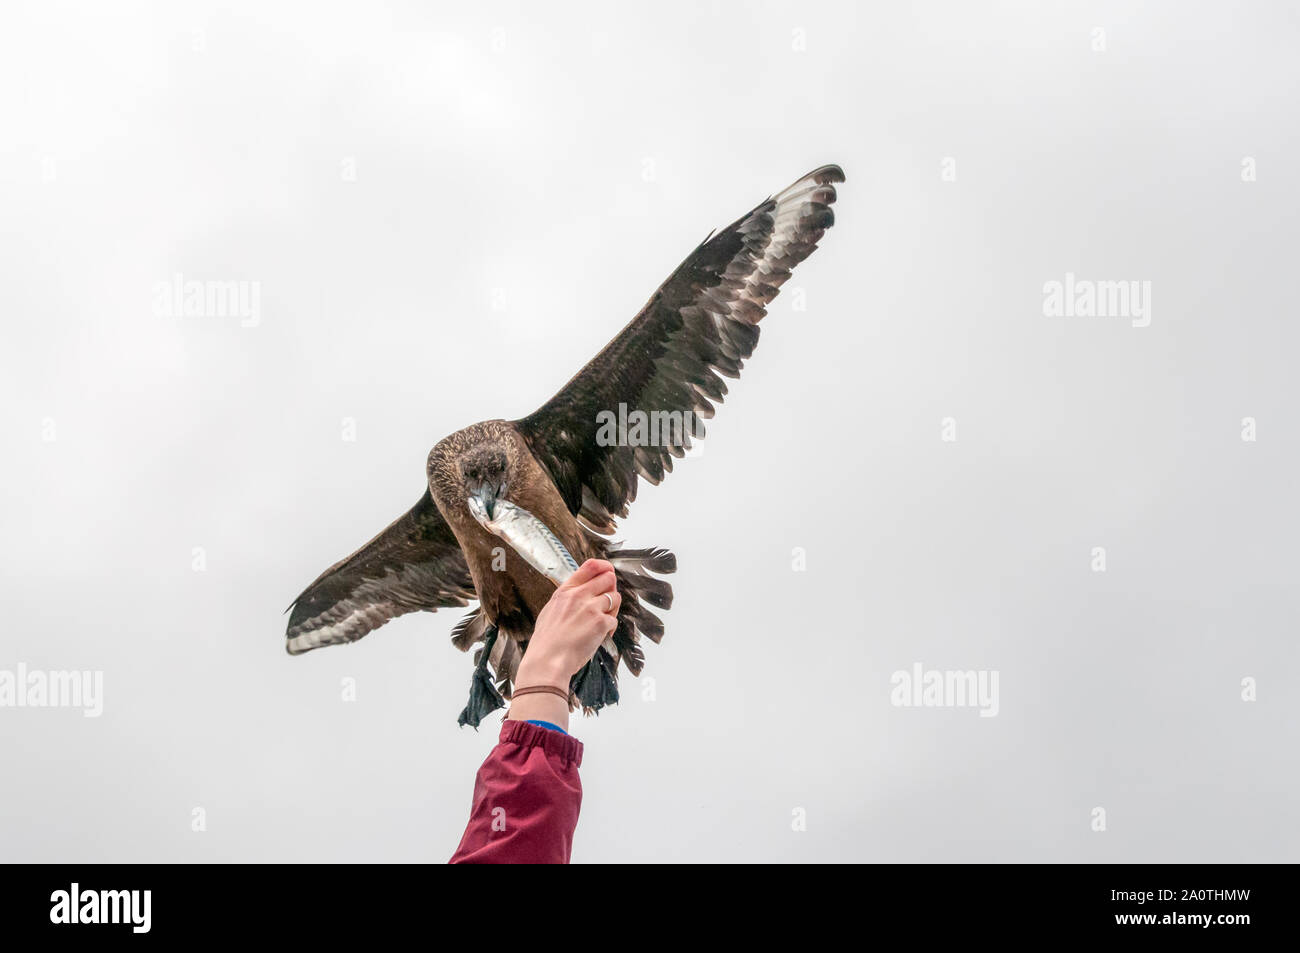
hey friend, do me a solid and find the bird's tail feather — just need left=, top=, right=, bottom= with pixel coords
left=452, top=545, right=675, bottom=720
left=608, top=545, right=675, bottom=654
left=610, top=547, right=676, bottom=575
left=450, top=607, right=488, bottom=651
left=565, top=543, right=677, bottom=712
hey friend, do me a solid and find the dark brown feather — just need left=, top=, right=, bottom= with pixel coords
left=514, top=165, right=843, bottom=526
left=285, top=490, right=474, bottom=654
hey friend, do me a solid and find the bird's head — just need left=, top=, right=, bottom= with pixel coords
left=459, top=446, right=510, bottom=521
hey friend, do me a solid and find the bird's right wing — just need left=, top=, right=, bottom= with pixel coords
left=514, top=164, right=842, bottom=533
left=285, top=490, right=476, bottom=654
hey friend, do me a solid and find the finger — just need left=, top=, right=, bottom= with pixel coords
left=562, top=559, right=613, bottom=590
left=571, top=567, right=617, bottom=601
left=600, top=594, right=620, bottom=635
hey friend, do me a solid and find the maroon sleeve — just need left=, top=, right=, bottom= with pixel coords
left=448, top=720, right=584, bottom=864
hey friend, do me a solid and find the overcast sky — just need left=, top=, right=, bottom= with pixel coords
left=2, top=0, right=1297, bottom=862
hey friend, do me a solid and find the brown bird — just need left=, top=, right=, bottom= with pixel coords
left=286, top=164, right=844, bottom=726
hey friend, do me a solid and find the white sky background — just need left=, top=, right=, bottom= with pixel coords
left=2, top=0, right=1297, bottom=862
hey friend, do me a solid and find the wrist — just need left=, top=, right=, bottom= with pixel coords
left=516, top=654, right=571, bottom=689
left=505, top=688, right=570, bottom=732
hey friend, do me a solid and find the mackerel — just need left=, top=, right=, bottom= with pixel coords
left=467, top=498, right=579, bottom=586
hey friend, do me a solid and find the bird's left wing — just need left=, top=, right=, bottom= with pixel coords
left=285, top=490, right=475, bottom=654
left=514, top=164, right=842, bottom=532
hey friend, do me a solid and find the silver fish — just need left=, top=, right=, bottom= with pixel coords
left=467, top=497, right=580, bottom=586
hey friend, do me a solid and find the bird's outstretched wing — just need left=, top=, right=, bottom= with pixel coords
left=514, top=164, right=843, bottom=532
left=285, top=491, right=475, bottom=654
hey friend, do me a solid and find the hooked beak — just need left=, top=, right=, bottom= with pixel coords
left=468, top=483, right=497, bottom=523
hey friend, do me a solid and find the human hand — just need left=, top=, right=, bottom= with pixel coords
left=507, top=559, right=620, bottom=730
left=518, top=559, right=620, bottom=688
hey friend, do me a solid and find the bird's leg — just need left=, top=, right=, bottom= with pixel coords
left=458, top=624, right=506, bottom=729
left=570, top=644, right=619, bottom=713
